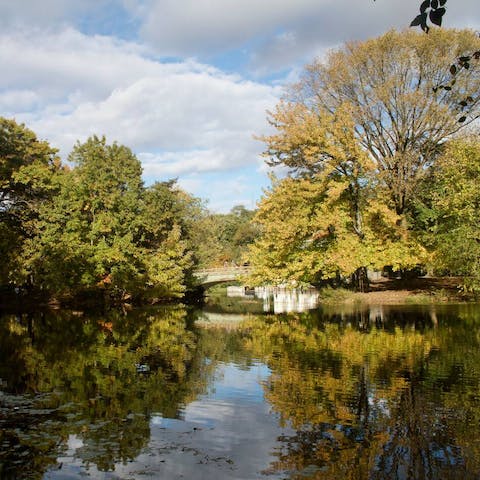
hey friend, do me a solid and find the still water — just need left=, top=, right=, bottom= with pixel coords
left=1, top=296, right=480, bottom=479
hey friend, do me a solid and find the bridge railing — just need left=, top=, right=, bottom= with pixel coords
left=195, top=266, right=251, bottom=276
left=193, top=266, right=251, bottom=285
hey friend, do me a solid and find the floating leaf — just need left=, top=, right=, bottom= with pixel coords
left=458, top=116, right=467, bottom=123
left=431, top=0, right=438, bottom=9
left=450, top=64, right=457, bottom=75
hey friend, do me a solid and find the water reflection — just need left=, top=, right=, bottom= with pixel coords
left=0, top=304, right=479, bottom=478
left=254, top=287, right=320, bottom=313
left=0, top=307, right=211, bottom=479
left=225, top=285, right=320, bottom=313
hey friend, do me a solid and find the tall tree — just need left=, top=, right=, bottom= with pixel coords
left=19, top=136, right=146, bottom=297
left=0, top=118, right=61, bottom=285
left=248, top=166, right=422, bottom=290
left=139, top=180, right=201, bottom=299
left=249, top=105, right=423, bottom=290
left=265, top=29, right=480, bottom=215
left=19, top=136, right=196, bottom=301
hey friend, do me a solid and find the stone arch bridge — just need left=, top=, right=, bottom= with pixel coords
left=194, top=266, right=250, bottom=288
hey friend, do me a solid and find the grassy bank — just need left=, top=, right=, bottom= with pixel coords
left=319, top=277, right=473, bottom=305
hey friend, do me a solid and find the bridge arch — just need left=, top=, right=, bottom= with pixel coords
left=193, top=266, right=250, bottom=288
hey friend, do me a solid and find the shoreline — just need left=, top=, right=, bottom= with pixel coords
left=320, top=277, right=473, bottom=305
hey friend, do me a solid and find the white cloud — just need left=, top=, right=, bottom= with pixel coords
left=139, top=0, right=320, bottom=56
left=0, top=28, right=157, bottom=105
left=141, top=150, right=235, bottom=178
left=0, top=27, right=279, bottom=210
left=4, top=1, right=479, bottom=211
left=0, top=89, right=40, bottom=114
left=137, top=0, right=480, bottom=73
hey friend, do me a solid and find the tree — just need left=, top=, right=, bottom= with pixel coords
left=0, top=118, right=62, bottom=285
left=139, top=180, right=199, bottom=299
left=419, top=137, right=480, bottom=291
left=249, top=103, right=424, bottom=290
left=193, top=205, right=259, bottom=267
left=248, top=173, right=422, bottom=290
left=19, top=136, right=196, bottom=301
left=265, top=29, right=480, bottom=215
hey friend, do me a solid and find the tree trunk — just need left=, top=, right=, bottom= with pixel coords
left=351, top=266, right=370, bottom=292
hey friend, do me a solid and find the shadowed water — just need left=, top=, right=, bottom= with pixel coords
left=1, top=301, right=480, bottom=479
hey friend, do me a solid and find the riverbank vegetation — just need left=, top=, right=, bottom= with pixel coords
left=1, top=28, right=480, bottom=305
left=0, top=118, right=258, bottom=306
left=246, top=28, right=480, bottom=294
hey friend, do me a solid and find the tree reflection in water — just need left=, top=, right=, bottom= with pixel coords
left=0, top=304, right=479, bottom=479
left=241, top=307, right=480, bottom=479
left=0, top=307, right=214, bottom=479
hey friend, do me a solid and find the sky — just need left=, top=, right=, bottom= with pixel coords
left=1, top=1, right=479, bottom=212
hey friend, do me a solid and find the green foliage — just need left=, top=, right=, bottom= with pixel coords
left=0, top=119, right=254, bottom=303
left=0, top=118, right=62, bottom=284
left=11, top=134, right=200, bottom=302
left=421, top=137, right=480, bottom=291
left=18, top=136, right=144, bottom=297
left=194, top=204, right=259, bottom=267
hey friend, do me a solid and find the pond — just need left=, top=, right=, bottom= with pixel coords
left=1, top=296, right=480, bottom=479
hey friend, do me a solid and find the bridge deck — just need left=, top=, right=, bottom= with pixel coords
left=194, top=267, right=250, bottom=286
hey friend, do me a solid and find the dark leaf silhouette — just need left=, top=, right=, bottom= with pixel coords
left=410, top=13, right=427, bottom=28
left=410, top=0, right=447, bottom=32
left=420, top=0, right=430, bottom=13
left=407, top=2, right=480, bottom=125
left=429, top=7, right=446, bottom=26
